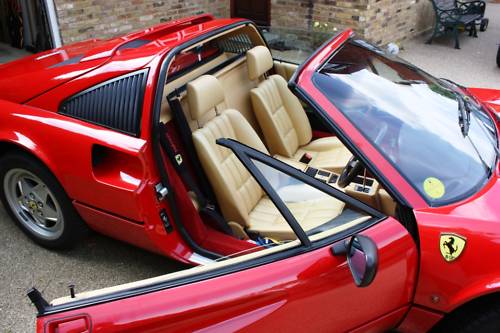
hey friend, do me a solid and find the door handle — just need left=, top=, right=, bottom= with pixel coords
left=44, top=314, right=91, bottom=333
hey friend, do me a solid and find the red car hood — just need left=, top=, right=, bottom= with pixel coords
left=0, top=14, right=219, bottom=105
left=0, top=39, right=112, bottom=104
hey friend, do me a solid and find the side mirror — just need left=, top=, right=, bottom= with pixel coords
left=331, top=235, right=378, bottom=287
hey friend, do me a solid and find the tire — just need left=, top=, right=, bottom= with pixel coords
left=0, top=152, right=88, bottom=249
left=432, top=301, right=500, bottom=333
left=480, top=18, right=488, bottom=32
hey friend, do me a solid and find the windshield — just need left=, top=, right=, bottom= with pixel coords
left=312, top=39, right=497, bottom=206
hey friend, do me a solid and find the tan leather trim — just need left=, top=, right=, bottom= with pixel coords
left=248, top=196, right=345, bottom=240
left=228, top=221, right=249, bottom=240
left=160, top=52, right=231, bottom=124
left=274, top=61, right=298, bottom=81
left=378, top=188, right=396, bottom=216
left=163, top=56, right=262, bottom=134
left=192, top=109, right=268, bottom=226
left=247, top=45, right=274, bottom=81
left=214, top=57, right=260, bottom=133
left=273, top=155, right=307, bottom=171
left=251, top=74, right=312, bottom=157
left=293, top=137, right=352, bottom=173
left=309, top=216, right=371, bottom=241
left=160, top=24, right=266, bottom=125
left=50, top=239, right=301, bottom=306
left=50, top=214, right=369, bottom=306
left=187, top=75, right=227, bottom=127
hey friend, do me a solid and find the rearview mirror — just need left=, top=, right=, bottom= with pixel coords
left=331, top=235, right=378, bottom=287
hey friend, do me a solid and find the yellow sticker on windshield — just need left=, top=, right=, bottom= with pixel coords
left=423, top=177, right=445, bottom=199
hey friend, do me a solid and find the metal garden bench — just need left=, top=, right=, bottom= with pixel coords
left=427, top=0, right=488, bottom=49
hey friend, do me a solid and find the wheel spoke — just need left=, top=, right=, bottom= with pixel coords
left=19, top=203, right=30, bottom=213
left=43, top=204, right=59, bottom=223
left=17, top=178, right=31, bottom=199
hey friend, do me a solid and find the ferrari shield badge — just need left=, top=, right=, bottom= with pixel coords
left=440, top=234, right=466, bottom=262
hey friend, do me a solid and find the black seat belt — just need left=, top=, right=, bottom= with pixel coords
left=158, top=122, right=233, bottom=236
left=168, top=92, right=217, bottom=201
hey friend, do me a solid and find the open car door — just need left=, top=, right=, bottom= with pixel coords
left=35, top=138, right=418, bottom=333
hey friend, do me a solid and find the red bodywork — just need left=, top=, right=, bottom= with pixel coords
left=0, top=15, right=499, bottom=332
left=0, top=15, right=253, bottom=262
left=294, top=30, right=500, bottom=331
left=36, top=219, right=418, bottom=333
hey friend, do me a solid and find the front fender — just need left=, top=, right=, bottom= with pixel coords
left=468, top=87, right=500, bottom=113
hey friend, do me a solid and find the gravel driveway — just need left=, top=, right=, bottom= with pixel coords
left=0, top=204, right=186, bottom=332
left=400, top=3, right=500, bottom=88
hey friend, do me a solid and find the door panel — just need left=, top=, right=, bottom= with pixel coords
left=37, top=217, right=417, bottom=332
left=232, top=0, right=270, bottom=26
left=37, top=141, right=418, bottom=332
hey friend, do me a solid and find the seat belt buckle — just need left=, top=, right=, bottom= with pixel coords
left=300, top=152, right=313, bottom=164
left=174, top=153, right=183, bottom=165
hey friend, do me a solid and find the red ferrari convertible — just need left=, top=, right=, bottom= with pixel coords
left=0, top=14, right=499, bottom=332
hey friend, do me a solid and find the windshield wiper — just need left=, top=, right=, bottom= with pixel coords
left=437, top=79, right=471, bottom=137
left=394, top=79, right=426, bottom=85
left=465, top=98, right=500, bottom=160
left=442, top=79, right=500, bottom=164
left=456, top=93, right=500, bottom=170
left=455, top=92, right=471, bottom=137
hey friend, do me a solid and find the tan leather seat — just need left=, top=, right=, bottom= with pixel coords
left=247, top=46, right=352, bottom=172
left=188, top=75, right=345, bottom=240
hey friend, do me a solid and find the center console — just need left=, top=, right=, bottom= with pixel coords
left=305, top=167, right=338, bottom=185
left=276, top=155, right=382, bottom=209
left=304, top=166, right=379, bottom=207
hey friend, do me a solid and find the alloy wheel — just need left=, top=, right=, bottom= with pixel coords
left=3, top=168, right=64, bottom=240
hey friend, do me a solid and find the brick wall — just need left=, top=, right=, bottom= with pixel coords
left=270, top=0, right=433, bottom=46
left=363, top=0, right=434, bottom=45
left=270, top=0, right=313, bottom=30
left=54, top=0, right=433, bottom=46
left=311, top=0, right=368, bottom=36
left=54, top=0, right=230, bottom=44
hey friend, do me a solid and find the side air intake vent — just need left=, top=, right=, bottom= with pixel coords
left=59, top=69, right=148, bottom=136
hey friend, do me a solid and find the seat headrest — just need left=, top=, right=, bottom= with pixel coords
left=187, top=75, right=226, bottom=124
left=246, top=46, right=274, bottom=81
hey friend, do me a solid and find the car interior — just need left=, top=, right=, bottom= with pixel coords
left=158, top=23, right=397, bottom=256
left=48, top=23, right=401, bottom=307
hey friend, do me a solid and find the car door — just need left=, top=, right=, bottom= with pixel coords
left=35, top=139, right=418, bottom=333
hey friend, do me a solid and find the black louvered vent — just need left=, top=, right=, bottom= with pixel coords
left=59, top=69, right=148, bottom=136
left=217, top=33, right=253, bottom=54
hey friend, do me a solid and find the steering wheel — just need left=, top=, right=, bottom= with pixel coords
left=337, top=155, right=363, bottom=188
left=337, top=122, right=388, bottom=188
